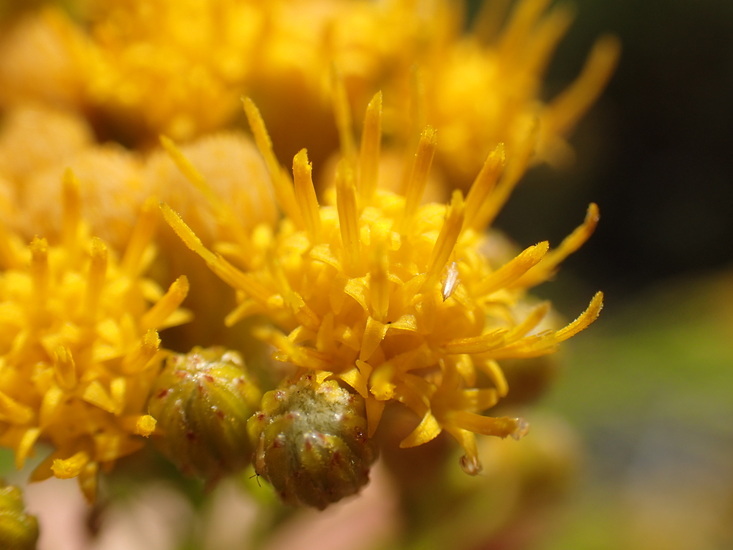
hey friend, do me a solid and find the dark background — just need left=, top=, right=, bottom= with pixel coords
left=475, top=4, right=733, bottom=548
left=478, top=0, right=733, bottom=310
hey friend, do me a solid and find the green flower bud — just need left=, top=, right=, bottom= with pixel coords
left=0, top=483, right=39, bottom=550
left=248, top=374, right=378, bottom=510
left=148, top=347, right=261, bottom=482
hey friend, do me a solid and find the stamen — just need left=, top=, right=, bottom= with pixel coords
left=425, top=191, right=465, bottom=288
left=472, top=0, right=511, bottom=42
left=159, top=136, right=254, bottom=260
left=441, top=328, right=507, bottom=355
left=505, top=301, right=551, bottom=340
left=522, top=5, right=574, bottom=77
left=498, top=0, right=551, bottom=63
left=472, top=119, right=538, bottom=229
left=452, top=411, right=529, bottom=440
left=477, top=360, right=509, bottom=397
left=401, top=126, right=437, bottom=231
left=475, top=241, right=549, bottom=295
left=159, top=136, right=225, bottom=214
left=84, top=238, right=107, bottom=324
left=545, top=35, right=621, bottom=135
left=160, top=203, right=272, bottom=305
left=513, top=203, right=599, bottom=288
left=121, top=197, right=158, bottom=277
left=368, top=226, right=390, bottom=321
left=242, top=97, right=302, bottom=226
left=52, top=450, right=90, bottom=479
left=358, top=91, right=382, bottom=202
left=335, top=161, right=361, bottom=276
left=121, top=329, right=161, bottom=375
left=463, top=144, right=506, bottom=230
left=554, top=291, right=604, bottom=342
left=140, top=276, right=190, bottom=331
left=53, top=346, right=77, bottom=391
left=29, top=237, right=49, bottom=312
left=332, top=69, right=357, bottom=164
left=292, top=149, right=321, bottom=241
left=0, top=392, right=33, bottom=425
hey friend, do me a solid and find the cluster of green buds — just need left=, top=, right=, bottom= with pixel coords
left=148, top=347, right=261, bottom=483
left=0, top=483, right=38, bottom=550
left=248, top=374, right=378, bottom=510
left=148, top=348, right=378, bottom=509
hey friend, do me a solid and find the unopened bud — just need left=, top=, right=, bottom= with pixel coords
left=248, top=374, right=377, bottom=510
left=148, top=347, right=261, bottom=482
left=0, top=483, right=39, bottom=550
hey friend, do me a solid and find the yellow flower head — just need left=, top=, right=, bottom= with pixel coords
left=0, top=171, right=190, bottom=501
left=162, top=92, right=602, bottom=474
left=0, top=8, right=87, bottom=111
left=397, top=0, right=621, bottom=184
left=78, top=0, right=264, bottom=143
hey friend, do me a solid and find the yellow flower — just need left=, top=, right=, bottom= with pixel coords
left=0, top=171, right=190, bottom=501
left=0, top=8, right=87, bottom=111
left=396, top=0, right=621, bottom=184
left=162, top=93, right=602, bottom=474
left=34, top=0, right=616, bottom=176
left=78, top=0, right=264, bottom=143
left=0, top=104, right=92, bottom=186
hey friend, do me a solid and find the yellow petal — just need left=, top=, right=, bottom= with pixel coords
left=400, top=411, right=442, bottom=448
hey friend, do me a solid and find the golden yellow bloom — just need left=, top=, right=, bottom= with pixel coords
left=0, top=8, right=87, bottom=111
left=0, top=104, right=92, bottom=186
left=143, top=131, right=276, bottom=246
left=18, top=145, right=148, bottom=252
left=78, top=0, right=264, bottom=144
left=0, top=171, right=190, bottom=501
left=162, top=93, right=602, bottom=474
left=33, top=0, right=616, bottom=176
left=393, top=0, right=621, bottom=184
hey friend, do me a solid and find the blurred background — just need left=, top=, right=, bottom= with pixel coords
left=482, top=0, right=733, bottom=548
left=1, top=0, right=731, bottom=548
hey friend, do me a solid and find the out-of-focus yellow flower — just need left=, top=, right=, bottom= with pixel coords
left=77, top=0, right=264, bottom=144
left=0, top=8, right=87, bottom=111
left=143, top=131, right=276, bottom=246
left=26, top=0, right=616, bottom=177
left=142, top=131, right=279, bottom=347
left=0, top=104, right=92, bottom=185
left=162, top=93, right=602, bottom=474
left=19, top=145, right=148, bottom=252
left=0, top=171, right=190, bottom=502
left=414, top=0, right=620, bottom=184
left=244, top=0, right=455, bottom=166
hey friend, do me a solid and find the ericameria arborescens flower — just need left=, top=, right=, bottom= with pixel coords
left=0, top=171, right=190, bottom=501
left=162, top=91, right=602, bottom=482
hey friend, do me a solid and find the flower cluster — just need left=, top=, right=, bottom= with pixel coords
left=1, top=0, right=618, bottom=179
left=0, top=172, right=189, bottom=501
left=163, top=93, right=602, bottom=475
left=0, top=0, right=615, bottom=528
